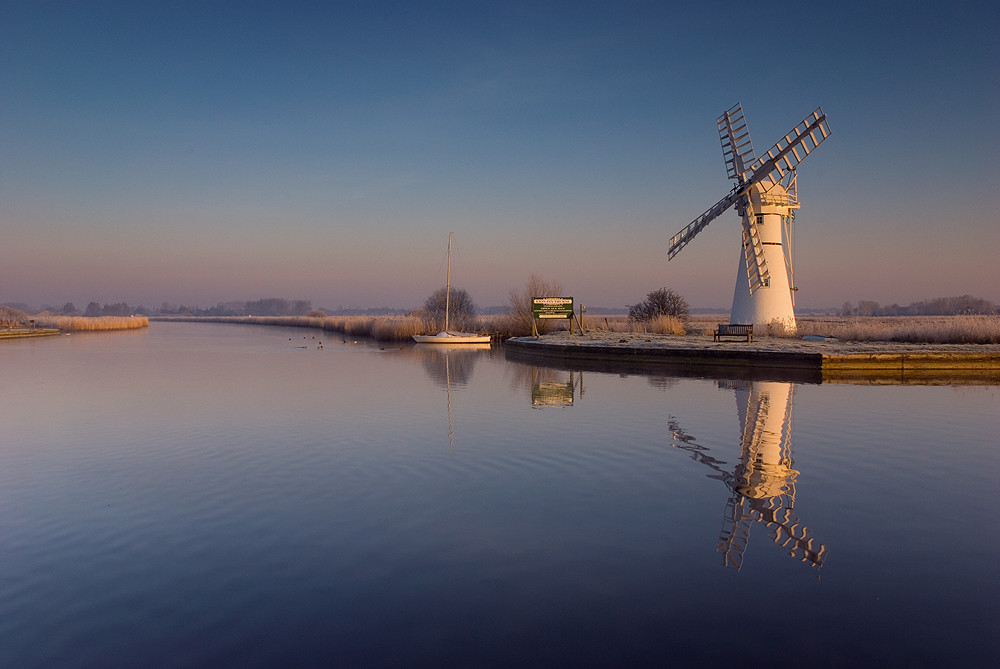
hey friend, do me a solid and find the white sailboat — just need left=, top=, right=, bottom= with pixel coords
left=413, top=233, right=492, bottom=344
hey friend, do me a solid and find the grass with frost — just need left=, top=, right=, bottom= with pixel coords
left=682, top=314, right=1000, bottom=344
left=795, top=315, right=1000, bottom=344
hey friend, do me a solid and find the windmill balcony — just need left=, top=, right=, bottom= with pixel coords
left=758, top=191, right=797, bottom=207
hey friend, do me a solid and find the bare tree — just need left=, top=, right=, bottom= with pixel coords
left=503, top=273, right=564, bottom=336
left=856, top=300, right=880, bottom=317
left=423, top=286, right=476, bottom=330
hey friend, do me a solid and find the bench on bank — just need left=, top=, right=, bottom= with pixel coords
left=714, top=323, right=753, bottom=342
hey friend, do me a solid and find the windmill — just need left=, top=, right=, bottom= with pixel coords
left=668, top=104, right=831, bottom=328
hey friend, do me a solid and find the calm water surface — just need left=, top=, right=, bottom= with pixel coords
left=2, top=322, right=998, bottom=667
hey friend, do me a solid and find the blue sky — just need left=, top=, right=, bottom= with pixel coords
left=2, top=0, right=998, bottom=311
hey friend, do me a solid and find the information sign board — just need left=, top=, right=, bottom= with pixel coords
left=532, top=297, right=574, bottom=319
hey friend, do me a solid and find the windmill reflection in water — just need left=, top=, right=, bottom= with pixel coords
left=671, top=381, right=827, bottom=573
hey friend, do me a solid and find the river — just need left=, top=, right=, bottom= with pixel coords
left=2, top=322, right=997, bottom=667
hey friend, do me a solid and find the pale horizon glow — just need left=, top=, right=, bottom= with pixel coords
left=2, top=1, right=999, bottom=312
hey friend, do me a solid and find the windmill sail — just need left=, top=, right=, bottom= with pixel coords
left=744, top=108, right=830, bottom=188
left=720, top=102, right=769, bottom=291
left=668, top=107, right=831, bottom=260
left=741, top=212, right=770, bottom=292
left=669, top=104, right=758, bottom=258
left=718, top=103, right=756, bottom=182
left=667, top=189, right=742, bottom=259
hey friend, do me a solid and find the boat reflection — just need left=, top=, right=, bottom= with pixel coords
left=414, top=343, right=492, bottom=449
left=414, top=342, right=491, bottom=389
left=671, top=380, right=827, bottom=573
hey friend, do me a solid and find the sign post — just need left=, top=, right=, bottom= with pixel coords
left=531, top=297, right=577, bottom=337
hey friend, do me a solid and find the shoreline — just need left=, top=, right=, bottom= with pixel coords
left=505, top=332, right=1000, bottom=385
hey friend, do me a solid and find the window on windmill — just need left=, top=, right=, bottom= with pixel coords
left=756, top=215, right=764, bottom=225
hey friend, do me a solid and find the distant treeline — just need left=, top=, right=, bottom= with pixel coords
left=841, top=295, right=997, bottom=316
left=162, top=298, right=315, bottom=317
left=11, top=298, right=414, bottom=318
left=8, top=293, right=996, bottom=320
left=12, top=298, right=317, bottom=317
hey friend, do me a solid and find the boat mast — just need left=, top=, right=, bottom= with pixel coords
left=444, top=232, right=452, bottom=332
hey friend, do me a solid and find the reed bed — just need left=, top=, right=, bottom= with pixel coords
left=33, top=315, right=149, bottom=331
left=371, top=316, right=424, bottom=341
left=634, top=315, right=687, bottom=335
left=164, top=314, right=444, bottom=342
left=323, top=315, right=432, bottom=341
left=327, top=314, right=493, bottom=341
left=579, top=315, right=686, bottom=335
left=325, top=314, right=493, bottom=341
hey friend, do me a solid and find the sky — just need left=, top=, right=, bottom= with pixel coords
left=2, top=0, right=998, bottom=312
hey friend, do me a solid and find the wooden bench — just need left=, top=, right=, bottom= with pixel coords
left=714, top=323, right=753, bottom=342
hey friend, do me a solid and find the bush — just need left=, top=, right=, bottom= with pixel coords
left=628, top=288, right=689, bottom=323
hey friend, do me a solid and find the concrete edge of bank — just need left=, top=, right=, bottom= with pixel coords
left=504, top=336, right=1000, bottom=385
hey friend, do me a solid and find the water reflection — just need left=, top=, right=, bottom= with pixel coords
left=414, top=343, right=492, bottom=449
left=671, top=380, right=827, bottom=572
left=508, top=362, right=827, bottom=572
left=530, top=368, right=583, bottom=408
left=413, top=343, right=492, bottom=389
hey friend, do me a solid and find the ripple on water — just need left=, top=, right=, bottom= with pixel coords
left=3, top=326, right=999, bottom=668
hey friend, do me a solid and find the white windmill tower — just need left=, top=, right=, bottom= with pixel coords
left=668, top=104, right=831, bottom=329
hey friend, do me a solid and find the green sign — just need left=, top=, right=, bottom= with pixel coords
left=532, top=297, right=574, bottom=319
